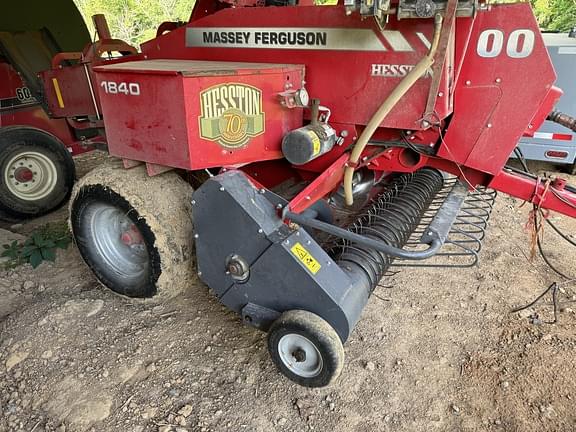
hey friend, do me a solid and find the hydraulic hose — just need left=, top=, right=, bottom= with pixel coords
left=547, top=111, right=576, bottom=133
left=343, top=13, right=444, bottom=206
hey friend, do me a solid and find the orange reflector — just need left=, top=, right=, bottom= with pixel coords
left=545, top=150, right=569, bottom=159
left=52, top=78, right=65, bottom=108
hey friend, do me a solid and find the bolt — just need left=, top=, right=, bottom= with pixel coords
left=198, top=272, right=202, bottom=277
left=258, top=228, right=263, bottom=234
left=487, top=123, right=493, bottom=128
left=341, top=130, right=349, bottom=137
left=528, top=124, right=534, bottom=129
left=191, top=200, right=196, bottom=205
left=292, top=348, right=307, bottom=363
left=495, top=78, right=502, bottom=83
left=276, top=204, right=283, bottom=210
left=305, top=196, right=311, bottom=201
left=422, top=120, right=431, bottom=128
left=219, top=187, right=225, bottom=192
left=194, top=234, right=199, bottom=239
left=465, top=80, right=471, bottom=86
left=438, top=92, right=444, bottom=97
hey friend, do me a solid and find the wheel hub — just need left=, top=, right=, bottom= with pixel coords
left=292, top=348, right=307, bottom=363
left=14, top=167, right=34, bottom=183
left=85, top=202, right=150, bottom=286
left=120, top=225, right=144, bottom=247
left=278, top=334, right=323, bottom=378
left=4, top=152, right=58, bottom=201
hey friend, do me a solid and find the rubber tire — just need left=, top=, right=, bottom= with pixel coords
left=0, top=127, right=75, bottom=220
left=267, top=310, right=345, bottom=387
left=70, top=160, right=195, bottom=299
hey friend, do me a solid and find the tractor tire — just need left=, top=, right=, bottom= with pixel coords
left=70, top=160, right=195, bottom=299
left=267, top=310, right=345, bottom=388
left=0, top=127, right=75, bottom=220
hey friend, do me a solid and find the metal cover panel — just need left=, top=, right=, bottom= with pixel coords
left=94, top=61, right=304, bottom=169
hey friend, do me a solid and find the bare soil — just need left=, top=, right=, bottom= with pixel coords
left=0, top=156, right=575, bottom=432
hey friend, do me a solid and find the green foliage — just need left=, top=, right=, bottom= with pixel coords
left=1, top=222, right=72, bottom=269
left=531, top=0, right=576, bottom=32
left=73, top=0, right=195, bottom=46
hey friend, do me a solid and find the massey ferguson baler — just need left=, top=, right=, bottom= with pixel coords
left=40, top=0, right=576, bottom=386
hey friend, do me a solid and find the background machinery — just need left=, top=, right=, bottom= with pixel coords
left=33, top=0, right=576, bottom=386
left=514, top=30, right=576, bottom=173
left=0, top=1, right=94, bottom=221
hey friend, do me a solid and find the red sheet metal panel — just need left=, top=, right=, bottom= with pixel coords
left=93, top=59, right=304, bottom=170
left=439, top=3, right=556, bottom=175
left=140, top=6, right=456, bottom=131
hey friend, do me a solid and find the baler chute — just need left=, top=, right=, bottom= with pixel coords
left=36, top=0, right=576, bottom=386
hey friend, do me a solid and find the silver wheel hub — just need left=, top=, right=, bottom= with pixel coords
left=86, top=202, right=149, bottom=285
left=278, top=334, right=323, bottom=378
left=4, top=152, right=58, bottom=201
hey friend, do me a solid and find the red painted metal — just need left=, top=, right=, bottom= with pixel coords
left=490, top=170, right=576, bottom=218
left=438, top=3, right=556, bottom=175
left=523, top=86, right=563, bottom=137
left=289, top=153, right=350, bottom=214
left=93, top=60, right=304, bottom=170
left=39, top=1, right=576, bottom=219
left=0, top=61, right=88, bottom=156
left=141, top=6, right=454, bottom=131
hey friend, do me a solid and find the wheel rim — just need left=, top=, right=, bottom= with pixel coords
left=4, top=151, right=59, bottom=201
left=85, top=202, right=150, bottom=286
left=278, top=334, right=323, bottom=378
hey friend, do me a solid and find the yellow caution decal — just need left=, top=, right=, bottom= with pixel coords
left=52, top=78, right=65, bottom=108
left=308, top=130, right=321, bottom=156
left=290, top=242, right=322, bottom=275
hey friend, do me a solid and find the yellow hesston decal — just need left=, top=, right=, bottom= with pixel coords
left=199, top=83, right=265, bottom=149
left=52, top=78, right=65, bottom=108
left=291, top=242, right=322, bottom=275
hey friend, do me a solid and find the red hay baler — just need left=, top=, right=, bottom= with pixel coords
left=39, top=0, right=576, bottom=386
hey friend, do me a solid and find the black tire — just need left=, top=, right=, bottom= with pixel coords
left=0, top=127, right=75, bottom=220
left=70, top=161, right=195, bottom=299
left=267, top=310, right=345, bottom=387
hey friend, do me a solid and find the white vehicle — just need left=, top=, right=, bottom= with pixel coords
left=515, top=30, right=576, bottom=173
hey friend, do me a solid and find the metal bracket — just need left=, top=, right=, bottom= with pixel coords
left=422, top=0, right=458, bottom=126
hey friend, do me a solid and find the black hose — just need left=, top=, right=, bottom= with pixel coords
left=547, top=111, right=576, bottom=133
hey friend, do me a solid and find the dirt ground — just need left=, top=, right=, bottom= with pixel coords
left=0, top=154, right=575, bottom=432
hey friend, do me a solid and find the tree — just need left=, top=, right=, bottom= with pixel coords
left=73, top=0, right=194, bottom=46
left=531, top=0, right=576, bottom=32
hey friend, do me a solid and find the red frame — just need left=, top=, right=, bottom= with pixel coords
left=0, top=61, right=88, bottom=155
left=42, top=0, right=576, bottom=219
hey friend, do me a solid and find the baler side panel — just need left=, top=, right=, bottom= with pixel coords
left=95, top=71, right=192, bottom=169
left=140, top=6, right=460, bottom=130
left=94, top=60, right=304, bottom=170
left=439, top=3, right=556, bottom=175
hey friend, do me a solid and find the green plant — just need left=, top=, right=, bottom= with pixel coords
left=1, top=222, right=72, bottom=269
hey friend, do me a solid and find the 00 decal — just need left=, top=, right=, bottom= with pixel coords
left=476, top=29, right=535, bottom=59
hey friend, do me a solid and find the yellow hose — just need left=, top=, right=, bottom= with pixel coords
left=343, top=14, right=444, bottom=206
